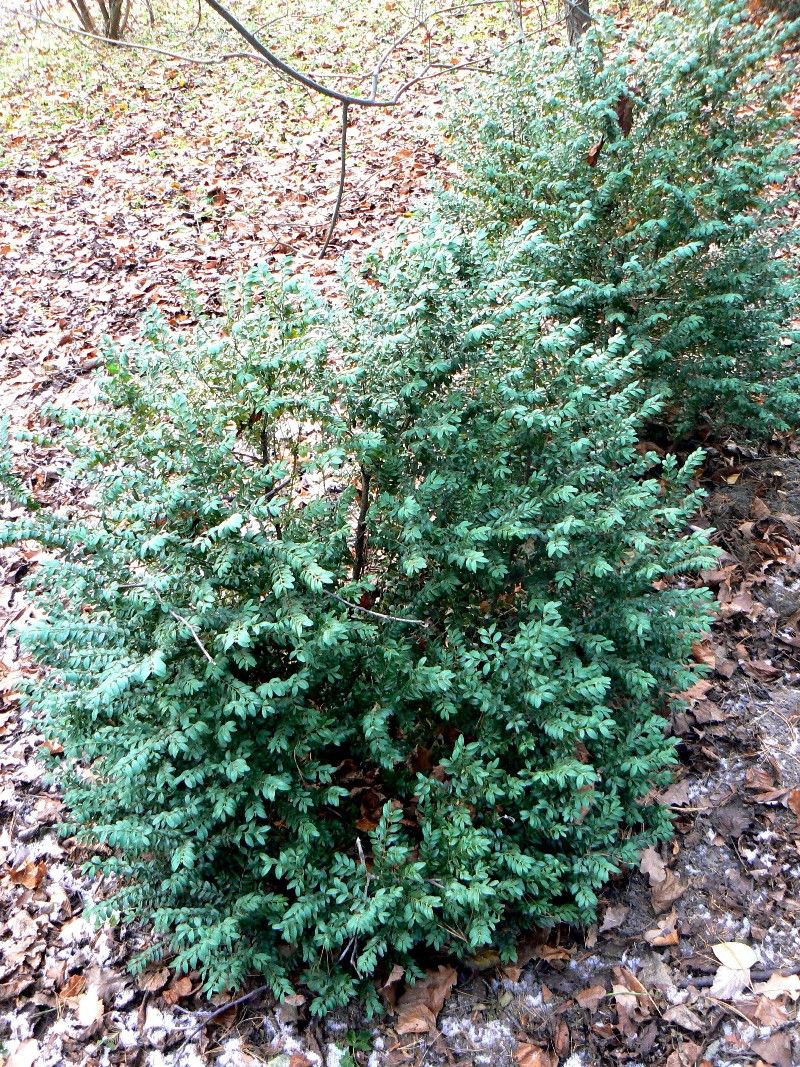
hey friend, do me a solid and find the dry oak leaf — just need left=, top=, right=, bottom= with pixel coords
left=676, top=678, right=713, bottom=704
left=662, top=1003, right=705, bottom=1033
left=751, top=497, right=771, bottom=521
left=750, top=1031, right=792, bottom=1067
left=575, top=984, right=606, bottom=1012
left=753, top=995, right=790, bottom=1027
left=612, top=965, right=653, bottom=1036
left=532, top=943, right=572, bottom=962
left=163, top=975, right=193, bottom=1004
left=553, top=1018, right=570, bottom=1059
left=395, top=964, right=456, bottom=1035
left=644, top=909, right=680, bottom=947
left=664, top=1041, right=702, bottom=1067
left=691, top=641, right=716, bottom=668
left=640, top=847, right=688, bottom=914
left=59, top=972, right=87, bottom=1000
left=752, top=972, right=800, bottom=1000
left=515, top=1044, right=556, bottom=1067
left=599, top=903, right=629, bottom=933
left=76, top=985, right=105, bottom=1027
left=380, top=963, right=405, bottom=1008
left=7, top=859, right=47, bottom=890
left=138, top=967, right=171, bottom=993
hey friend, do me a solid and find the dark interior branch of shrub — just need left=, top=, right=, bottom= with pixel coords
left=323, top=592, right=428, bottom=627
left=352, top=464, right=371, bottom=581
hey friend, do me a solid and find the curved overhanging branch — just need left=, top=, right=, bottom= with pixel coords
left=200, top=0, right=528, bottom=253
left=18, top=0, right=538, bottom=255
left=202, top=0, right=398, bottom=107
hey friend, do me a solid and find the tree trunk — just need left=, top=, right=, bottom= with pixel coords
left=68, top=0, right=99, bottom=35
left=564, top=0, right=590, bottom=45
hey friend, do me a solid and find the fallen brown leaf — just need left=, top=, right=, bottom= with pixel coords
left=395, top=965, right=456, bottom=1035
left=599, top=903, right=629, bottom=933
left=665, top=1040, right=702, bottom=1067
left=691, top=640, right=716, bottom=668
left=644, top=909, right=680, bottom=946
left=7, top=859, right=47, bottom=890
left=752, top=972, right=800, bottom=1000
left=515, top=1044, right=556, bottom=1067
left=575, top=984, right=606, bottom=1012
left=163, top=975, right=193, bottom=1005
left=663, top=1003, right=705, bottom=1032
left=750, top=1031, right=792, bottom=1067
left=59, top=972, right=87, bottom=1000
left=653, top=868, right=688, bottom=913
left=754, top=994, right=790, bottom=1026
left=640, top=847, right=688, bottom=913
left=75, top=986, right=104, bottom=1027
left=138, top=967, right=170, bottom=993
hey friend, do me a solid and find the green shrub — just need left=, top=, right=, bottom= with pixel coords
left=1, top=223, right=717, bottom=1012
left=442, top=0, right=800, bottom=436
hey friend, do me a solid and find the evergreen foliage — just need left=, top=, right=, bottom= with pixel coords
left=1, top=222, right=718, bottom=1012
left=442, top=0, right=800, bottom=436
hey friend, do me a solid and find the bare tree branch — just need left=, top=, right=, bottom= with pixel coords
left=180, top=985, right=269, bottom=1047
left=202, top=0, right=399, bottom=107
left=12, top=7, right=267, bottom=65
left=369, top=0, right=514, bottom=99
left=18, top=0, right=547, bottom=256
left=319, top=100, right=350, bottom=258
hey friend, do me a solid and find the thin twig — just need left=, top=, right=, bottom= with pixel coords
left=319, top=100, right=349, bottom=257
left=181, top=984, right=269, bottom=1046
left=165, top=607, right=216, bottom=665
left=369, top=0, right=513, bottom=99
left=679, top=963, right=800, bottom=989
left=324, top=591, right=428, bottom=627
left=10, top=6, right=264, bottom=66
left=121, top=583, right=216, bottom=664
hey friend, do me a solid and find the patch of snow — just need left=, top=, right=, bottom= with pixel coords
left=439, top=1014, right=516, bottom=1065
left=325, top=1043, right=347, bottom=1067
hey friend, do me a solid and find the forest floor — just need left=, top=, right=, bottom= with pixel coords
left=2, top=3, right=800, bottom=1066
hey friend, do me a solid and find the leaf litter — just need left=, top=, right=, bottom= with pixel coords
left=2, top=3, right=800, bottom=1066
